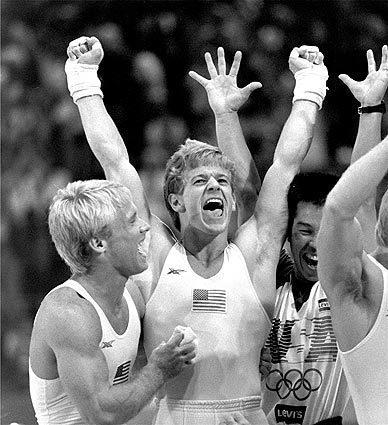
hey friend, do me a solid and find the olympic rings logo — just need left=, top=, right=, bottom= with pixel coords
left=266, top=368, right=323, bottom=401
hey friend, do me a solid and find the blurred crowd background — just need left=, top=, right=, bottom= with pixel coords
left=1, top=0, right=388, bottom=423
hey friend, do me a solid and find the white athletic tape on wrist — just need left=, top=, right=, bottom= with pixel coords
left=292, top=66, right=328, bottom=110
left=65, top=59, right=103, bottom=103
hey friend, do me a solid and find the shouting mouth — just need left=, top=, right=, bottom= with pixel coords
left=303, top=253, right=318, bottom=268
left=203, top=198, right=224, bottom=218
left=137, top=239, right=148, bottom=259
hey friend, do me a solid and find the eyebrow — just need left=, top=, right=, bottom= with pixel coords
left=295, top=221, right=313, bottom=228
left=191, top=172, right=230, bottom=181
left=127, top=211, right=137, bottom=221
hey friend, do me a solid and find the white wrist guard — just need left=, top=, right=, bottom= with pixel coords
left=65, top=59, right=103, bottom=103
left=292, top=66, right=328, bottom=110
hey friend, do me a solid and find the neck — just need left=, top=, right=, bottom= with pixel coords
left=291, top=271, right=317, bottom=311
left=181, top=231, right=228, bottom=264
left=74, top=270, right=127, bottom=310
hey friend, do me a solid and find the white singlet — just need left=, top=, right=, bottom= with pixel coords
left=143, top=242, right=271, bottom=425
left=339, top=256, right=388, bottom=425
left=29, top=279, right=141, bottom=425
left=262, top=280, right=351, bottom=425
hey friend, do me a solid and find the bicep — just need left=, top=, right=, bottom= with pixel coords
left=234, top=161, right=292, bottom=255
left=253, top=161, right=291, bottom=245
left=47, top=309, right=110, bottom=422
left=56, top=340, right=109, bottom=408
left=317, top=207, right=364, bottom=301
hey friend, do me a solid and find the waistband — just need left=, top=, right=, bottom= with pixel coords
left=162, top=395, right=262, bottom=412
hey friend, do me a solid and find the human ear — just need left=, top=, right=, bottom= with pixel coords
left=89, top=237, right=106, bottom=252
left=168, top=194, right=186, bottom=213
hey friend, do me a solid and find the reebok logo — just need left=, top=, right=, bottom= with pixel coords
left=167, top=268, right=186, bottom=275
left=101, top=340, right=115, bottom=348
left=318, top=298, right=330, bottom=312
left=275, top=404, right=306, bottom=424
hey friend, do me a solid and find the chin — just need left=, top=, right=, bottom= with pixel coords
left=205, top=224, right=227, bottom=236
left=202, top=217, right=228, bottom=233
left=304, top=271, right=318, bottom=283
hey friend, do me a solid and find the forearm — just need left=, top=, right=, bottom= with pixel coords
left=215, top=111, right=261, bottom=191
left=76, top=95, right=129, bottom=172
left=351, top=112, right=382, bottom=163
left=215, top=111, right=260, bottom=222
left=327, top=135, right=388, bottom=217
left=352, top=112, right=382, bottom=251
left=273, top=100, right=318, bottom=172
left=96, top=362, right=164, bottom=424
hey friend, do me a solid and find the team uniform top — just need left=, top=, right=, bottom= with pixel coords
left=339, top=255, right=388, bottom=425
left=29, top=279, right=140, bottom=425
left=262, top=279, right=350, bottom=425
left=143, top=242, right=271, bottom=401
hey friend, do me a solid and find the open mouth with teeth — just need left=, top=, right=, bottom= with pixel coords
left=137, top=240, right=148, bottom=258
left=203, top=198, right=224, bottom=217
left=303, top=253, right=318, bottom=268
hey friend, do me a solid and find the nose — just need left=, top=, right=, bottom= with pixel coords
left=207, top=176, right=220, bottom=191
left=140, top=218, right=151, bottom=233
left=309, top=235, right=317, bottom=250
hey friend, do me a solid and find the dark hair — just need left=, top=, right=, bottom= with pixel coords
left=287, top=172, right=340, bottom=238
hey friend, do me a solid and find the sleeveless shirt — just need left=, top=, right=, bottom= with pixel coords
left=262, top=280, right=350, bottom=425
left=143, top=242, right=271, bottom=400
left=339, top=256, right=388, bottom=425
left=29, top=279, right=140, bottom=424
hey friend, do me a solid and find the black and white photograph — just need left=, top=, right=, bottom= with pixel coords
left=1, top=1, right=388, bottom=424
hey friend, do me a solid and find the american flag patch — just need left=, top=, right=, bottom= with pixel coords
left=192, top=289, right=226, bottom=313
left=113, top=360, right=131, bottom=385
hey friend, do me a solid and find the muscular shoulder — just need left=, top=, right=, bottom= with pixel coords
left=36, top=287, right=102, bottom=350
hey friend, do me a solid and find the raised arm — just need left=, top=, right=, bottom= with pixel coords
left=42, top=295, right=195, bottom=425
left=65, top=36, right=151, bottom=224
left=340, top=44, right=388, bottom=251
left=317, top=135, right=388, bottom=346
left=249, top=46, right=327, bottom=248
left=189, top=47, right=262, bottom=224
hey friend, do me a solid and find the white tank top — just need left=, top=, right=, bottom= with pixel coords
left=339, top=256, right=388, bottom=425
left=262, top=281, right=350, bottom=425
left=29, top=279, right=141, bottom=425
left=143, top=242, right=271, bottom=400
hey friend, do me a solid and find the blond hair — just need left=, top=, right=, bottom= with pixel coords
left=163, top=139, right=236, bottom=231
left=48, top=179, right=133, bottom=274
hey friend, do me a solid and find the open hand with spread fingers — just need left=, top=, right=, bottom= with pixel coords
left=339, top=44, right=388, bottom=106
left=189, top=47, right=262, bottom=116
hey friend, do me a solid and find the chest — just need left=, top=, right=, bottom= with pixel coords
left=186, top=253, right=224, bottom=278
left=268, top=285, right=338, bottom=363
left=103, top=304, right=129, bottom=335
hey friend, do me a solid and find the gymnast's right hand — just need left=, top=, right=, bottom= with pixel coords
left=148, top=328, right=197, bottom=380
left=67, top=35, right=104, bottom=66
